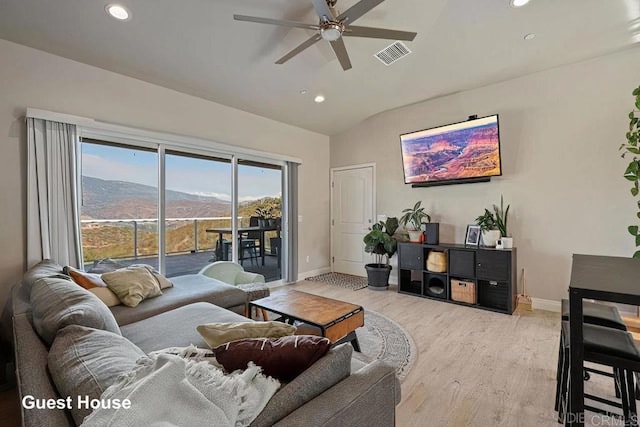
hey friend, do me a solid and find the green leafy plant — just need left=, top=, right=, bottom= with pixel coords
left=399, top=201, right=431, bottom=230
left=620, top=85, right=640, bottom=257
left=363, top=217, right=399, bottom=265
left=475, top=209, right=497, bottom=232
left=255, top=207, right=273, bottom=219
left=475, top=195, right=510, bottom=237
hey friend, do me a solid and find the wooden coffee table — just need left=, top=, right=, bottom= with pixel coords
left=249, top=289, right=364, bottom=351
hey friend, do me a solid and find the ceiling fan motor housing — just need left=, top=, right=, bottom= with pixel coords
left=321, top=22, right=345, bottom=41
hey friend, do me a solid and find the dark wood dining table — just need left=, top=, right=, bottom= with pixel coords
left=568, top=254, right=640, bottom=426
left=205, top=225, right=280, bottom=266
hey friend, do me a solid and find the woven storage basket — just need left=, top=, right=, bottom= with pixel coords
left=426, top=251, right=447, bottom=273
left=451, top=279, right=477, bottom=304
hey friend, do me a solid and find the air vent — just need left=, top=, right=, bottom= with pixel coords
left=374, top=41, right=411, bottom=66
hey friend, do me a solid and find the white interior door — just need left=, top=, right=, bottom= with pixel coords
left=331, top=165, right=374, bottom=276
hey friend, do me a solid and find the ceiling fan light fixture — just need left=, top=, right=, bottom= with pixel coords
left=510, top=0, right=530, bottom=7
left=320, top=22, right=344, bottom=41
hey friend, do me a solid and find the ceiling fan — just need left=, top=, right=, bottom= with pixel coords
left=234, top=0, right=417, bottom=71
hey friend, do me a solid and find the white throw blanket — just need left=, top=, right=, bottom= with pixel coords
left=81, top=353, right=280, bottom=427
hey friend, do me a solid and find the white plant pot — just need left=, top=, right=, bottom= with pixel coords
left=481, top=230, right=501, bottom=247
left=407, top=230, right=423, bottom=242
left=500, top=237, right=513, bottom=249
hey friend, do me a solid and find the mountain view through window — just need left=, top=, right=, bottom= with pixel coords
left=80, top=141, right=283, bottom=280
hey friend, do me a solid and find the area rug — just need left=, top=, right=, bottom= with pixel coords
left=305, top=272, right=368, bottom=291
left=355, top=310, right=417, bottom=382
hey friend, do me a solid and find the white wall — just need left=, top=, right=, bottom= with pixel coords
left=331, top=47, right=640, bottom=302
left=0, top=39, right=330, bottom=310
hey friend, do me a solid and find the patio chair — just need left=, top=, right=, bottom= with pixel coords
left=198, top=261, right=269, bottom=320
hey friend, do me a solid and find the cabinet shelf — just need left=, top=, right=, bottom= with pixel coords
left=397, top=242, right=517, bottom=315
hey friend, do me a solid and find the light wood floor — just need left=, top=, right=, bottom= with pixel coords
left=291, top=280, right=564, bottom=427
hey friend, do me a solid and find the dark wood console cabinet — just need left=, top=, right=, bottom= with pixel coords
left=397, top=242, right=518, bottom=314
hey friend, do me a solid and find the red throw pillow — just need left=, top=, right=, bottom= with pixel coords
left=213, top=335, right=331, bottom=382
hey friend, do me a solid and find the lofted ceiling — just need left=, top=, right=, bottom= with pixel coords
left=0, top=0, right=638, bottom=135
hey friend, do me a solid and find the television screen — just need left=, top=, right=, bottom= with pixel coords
left=400, top=115, right=502, bottom=185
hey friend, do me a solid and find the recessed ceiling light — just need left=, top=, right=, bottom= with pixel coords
left=510, top=0, right=530, bottom=7
left=524, top=33, right=536, bottom=40
left=105, top=4, right=130, bottom=21
left=300, top=90, right=307, bottom=95
left=314, top=95, right=325, bottom=103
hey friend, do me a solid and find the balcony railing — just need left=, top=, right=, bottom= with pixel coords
left=80, top=216, right=257, bottom=263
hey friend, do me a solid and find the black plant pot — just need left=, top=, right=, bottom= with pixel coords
left=365, top=264, right=392, bottom=291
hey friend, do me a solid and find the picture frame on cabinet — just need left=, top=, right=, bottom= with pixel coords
left=465, top=225, right=481, bottom=247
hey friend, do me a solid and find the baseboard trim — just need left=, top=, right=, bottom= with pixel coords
left=532, top=298, right=561, bottom=313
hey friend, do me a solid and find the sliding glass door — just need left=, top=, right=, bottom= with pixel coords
left=79, top=140, right=159, bottom=270
left=78, top=139, right=290, bottom=282
left=163, top=151, right=232, bottom=277
left=237, top=160, right=283, bottom=281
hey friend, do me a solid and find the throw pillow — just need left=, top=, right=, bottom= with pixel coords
left=30, top=277, right=122, bottom=346
left=197, top=321, right=297, bottom=348
left=102, top=266, right=163, bottom=307
left=88, top=287, right=122, bottom=307
left=48, top=325, right=145, bottom=425
left=63, top=265, right=108, bottom=289
left=128, top=264, right=173, bottom=289
left=213, top=335, right=331, bottom=382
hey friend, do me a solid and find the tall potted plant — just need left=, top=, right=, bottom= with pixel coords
left=620, top=85, right=640, bottom=257
left=400, top=201, right=431, bottom=242
left=363, top=217, right=399, bottom=290
left=475, top=196, right=510, bottom=247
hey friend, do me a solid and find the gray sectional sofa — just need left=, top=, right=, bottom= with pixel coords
left=10, top=260, right=401, bottom=426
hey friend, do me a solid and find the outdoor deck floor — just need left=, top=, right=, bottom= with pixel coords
left=84, top=250, right=282, bottom=282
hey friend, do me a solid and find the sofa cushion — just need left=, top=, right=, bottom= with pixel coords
left=30, top=277, right=121, bottom=345
left=102, top=266, right=163, bottom=307
left=120, top=302, right=247, bottom=353
left=48, top=325, right=145, bottom=426
left=250, top=343, right=353, bottom=427
left=110, top=274, right=247, bottom=326
left=197, top=321, right=296, bottom=348
left=213, top=335, right=331, bottom=382
left=23, top=259, right=71, bottom=294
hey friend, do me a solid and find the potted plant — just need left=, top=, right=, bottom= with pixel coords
left=620, top=84, right=640, bottom=257
left=399, top=201, right=431, bottom=242
left=475, top=195, right=510, bottom=247
left=255, top=207, right=273, bottom=228
left=493, top=195, right=512, bottom=248
left=363, top=217, right=399, bottom=290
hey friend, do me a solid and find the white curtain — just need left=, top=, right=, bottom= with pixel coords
left=26, top=118, right=82, bottom=268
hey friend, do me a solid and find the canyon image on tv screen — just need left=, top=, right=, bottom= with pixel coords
left=400, top=115, right=502, bottom=185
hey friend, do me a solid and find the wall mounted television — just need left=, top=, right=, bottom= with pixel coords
left=400, top=114, right=502, bottom=187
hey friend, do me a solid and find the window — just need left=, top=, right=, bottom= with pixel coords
left=80, top=141, right=159, bottom=270
left=79, top=139, right=289, bottom=281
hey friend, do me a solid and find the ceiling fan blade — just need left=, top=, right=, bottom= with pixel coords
left=276, top=34, right=323, bottom=64
left=311, top=0, right=335, bottom=21
left=344, top=25, right=417, bottom=41
left=234, top=15, right=320, bottom=31
left=330, top=38, right=352, bottom=70
left=336, top=0, right=385, bottom=24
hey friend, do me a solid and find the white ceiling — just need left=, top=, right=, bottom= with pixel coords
left=0, top=0, right=638, bottom=135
